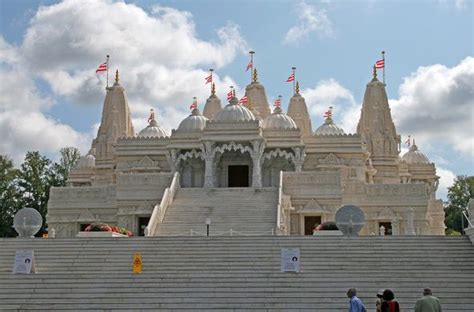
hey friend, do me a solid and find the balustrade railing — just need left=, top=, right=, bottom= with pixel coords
left=145, top=172, right=180, bottom=236
left=276, top=170, right=285, bottom=235
left=462, top=211, right=473, bottom=228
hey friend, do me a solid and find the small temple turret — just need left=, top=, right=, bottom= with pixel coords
left=203, top=83, right=222, bottom=120
left=91, top=69, right=135, bottom=184
left=244, top=68, right=271, bottom=119
left=357, top=67, right=401, bottom=183
left=287, top=81, right=312, bottom=137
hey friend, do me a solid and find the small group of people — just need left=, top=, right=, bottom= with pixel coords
left=347, top=287, right=442, bottom=312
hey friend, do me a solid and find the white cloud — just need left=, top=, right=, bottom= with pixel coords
left=438, top=0, right=468, bottom=10
left=0, top=36, right=91, bottom=165
left=437, top=166, right=457, bottom=200
left=0, top=0, right=248, bottom=163
left=21, top=0, right=246, bottom=122
left=0, top=110, right=91, bottom=165
left=391, top=57, right=474, bottom=158
left=283, top=1, right=334, bottom=45
left=301, top=79, right=359, bottom=132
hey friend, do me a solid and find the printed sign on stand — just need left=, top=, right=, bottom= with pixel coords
left=13, top=250, right=36, bottom=274
left=281, top=248, right=300, bottom=273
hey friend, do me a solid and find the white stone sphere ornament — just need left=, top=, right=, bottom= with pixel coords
left=13, top=208, right=43, bottom=238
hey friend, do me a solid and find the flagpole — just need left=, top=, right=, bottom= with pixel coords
left=209, top=68, right=214, bottom=93
left=382, top=51, right=385, bottom=85
left=292, top=67, right=296, bottom=95
left=249, top=51, right=255, bottom=84
left=106, top=55, right=110, bottom=89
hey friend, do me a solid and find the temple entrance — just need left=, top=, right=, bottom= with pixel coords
left=228, top=165, right=249, bottom=187
left=304, top=216, right=322, bottom=235
left=138, top=217, right=150, bottom=236
left=379, top=222, right=393, bottom=235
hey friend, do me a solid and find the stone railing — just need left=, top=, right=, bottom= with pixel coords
left=464, top=198, right=474, bottom=244
left=145, top=172, right=180, bottom=236
left=276, top=170, right=288, bottom=235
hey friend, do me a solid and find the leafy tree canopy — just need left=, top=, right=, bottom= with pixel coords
left=444, top=175, right=474, bottom=234
left=0, top=148, right=80, bottom=237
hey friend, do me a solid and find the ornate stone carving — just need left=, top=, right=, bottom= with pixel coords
left=300, top=199, right=330, bottom=213
left=251, top=140, right=265, bottom=187
left=77, top=209, right=100, bottom=222
left=262, top=148, right=295, bottom=163
left=292, top=147, right=305, bottom=172
left=319, top=153, right=344, bottom=165
left=376, top=207, right=397, bottom=220
left=405, top=208, right=416, bottom=235
left=213, top=142, right=253, bottom=156
left=166, top=149, right=178, bottom=173
left=202, top=141, right=215, bottom=187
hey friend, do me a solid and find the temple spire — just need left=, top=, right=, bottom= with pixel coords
left=295, top=81, right=300, bottom=95
left=211, top=82, right=216, bottom=95
left=115, top=69, right=120, bottom=84
left=248, top=51, right=255, bottom=83
left=357, top=70, right=401, bottom=183
left=253, top=68, right=258, bottom=83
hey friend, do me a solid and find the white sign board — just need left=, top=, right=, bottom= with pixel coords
left=13, top=250, right=36, bottom=274
left=281, top=248, right=300, bottom=273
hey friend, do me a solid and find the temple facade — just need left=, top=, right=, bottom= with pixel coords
left=47, top=68, right=445, bottom=237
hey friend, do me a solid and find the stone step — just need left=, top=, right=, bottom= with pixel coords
left=154, top=187, right=279, bottom=236
left=0, top=236, right=473, bottom=310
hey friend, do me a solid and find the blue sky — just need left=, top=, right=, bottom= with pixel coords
left=0, top=0, right=472, bottom=199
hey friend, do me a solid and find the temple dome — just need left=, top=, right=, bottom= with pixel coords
left=138, top=119, right=168, bottom=138
left=215, top=97, right=256, bottom=122
left=401, top=143, right=430, bottom=164
left=314, top=117, right=345, bottom=135
left=262, top=107, right=297, bottom=130
left=76, top=151, right=95, bottom=169
left=178, top=108, right=209, bottom=131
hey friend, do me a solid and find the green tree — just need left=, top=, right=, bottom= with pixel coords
left=0, top=155, right=23, bottom=237
left=50, top=147, right=80, bottom=187
left=444, top=175, right=474, bottom=234
left=17, top=151, right=53, bottom=233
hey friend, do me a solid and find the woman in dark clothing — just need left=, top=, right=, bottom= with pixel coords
left=381, top=289, right=400, bottom=312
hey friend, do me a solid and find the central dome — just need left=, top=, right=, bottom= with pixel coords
left=262, top=107, right=298, bottom=130
left=314, top=117, right=345, bottom=135
left=178, top=108, right=209, bottom=131
left=215, top=97, right=256, bottom=122
left=137, top=111, right=169, bottom=138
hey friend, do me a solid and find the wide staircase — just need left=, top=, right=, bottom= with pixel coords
left=153, top=187, right=278, bottom=236
left=0, top=236, right=473, bottom=311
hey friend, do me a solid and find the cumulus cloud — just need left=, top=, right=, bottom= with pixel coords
left=1, top=0, right=248, bottom=163
left=0, top=110, right=90, bottom=164
left=20, top=0, right=247, bottom=121
left=0, top=37, right=91, bottom=165
left=438, top=0, right=469, bottom=10
left=283, top=1, right=334, bottom=45
left=301, top=79, right=359, bottom=132
left=436, top=167, right=457, bottom=200
left=391, top=57, right=474, bottom=158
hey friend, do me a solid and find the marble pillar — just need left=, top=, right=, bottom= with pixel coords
left=406, top=208, right=416, bottom=235
left=292, top=147, right=305, bottom=172
left=202, top=141, right=215, bottom=188
left=251, top=140, right=265, bottom=187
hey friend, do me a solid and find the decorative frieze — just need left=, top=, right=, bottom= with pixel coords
left=117, top=173, right=173, bottom=187
left=49, top=186, right=116, bottom=203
